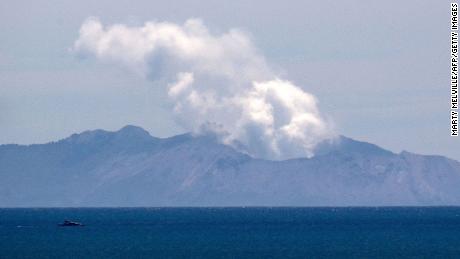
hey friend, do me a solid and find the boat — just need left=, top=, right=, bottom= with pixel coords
left=58, top=220, right=84, bottom=227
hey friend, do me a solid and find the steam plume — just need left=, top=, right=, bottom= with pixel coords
left=73, top=17, right=334, bottom=160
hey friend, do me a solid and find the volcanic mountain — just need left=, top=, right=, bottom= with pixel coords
left=1, top=125, right=459, bottom=207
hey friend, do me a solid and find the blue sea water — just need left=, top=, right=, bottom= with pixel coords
left=0, top=207, right=460, bottom=258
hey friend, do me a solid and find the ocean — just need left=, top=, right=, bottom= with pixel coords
left=0, top=207, right=459, bottom=258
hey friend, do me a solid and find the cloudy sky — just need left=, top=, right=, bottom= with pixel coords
left=0, top=0, right=454, bottom=159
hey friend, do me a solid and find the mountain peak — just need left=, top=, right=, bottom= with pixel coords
left=115, top=125, right=152, bottom=139
left=60, top=125, right=154, bottom=145
left=313, top=135, right=394, bottom=157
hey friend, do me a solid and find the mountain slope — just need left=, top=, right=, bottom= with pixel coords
left=1, top=126, right=459, bottom=206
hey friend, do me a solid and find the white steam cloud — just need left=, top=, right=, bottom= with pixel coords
left=73, top=17, right=334, bottom=160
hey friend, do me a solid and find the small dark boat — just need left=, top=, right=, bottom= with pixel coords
left=58, top=220, right=84, bottom=227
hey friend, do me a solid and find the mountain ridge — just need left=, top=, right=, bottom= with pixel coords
left=1, top=125, right=459, bottom=207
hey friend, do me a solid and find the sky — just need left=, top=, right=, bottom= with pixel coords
left=0, top=0, right=456, bottom=159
